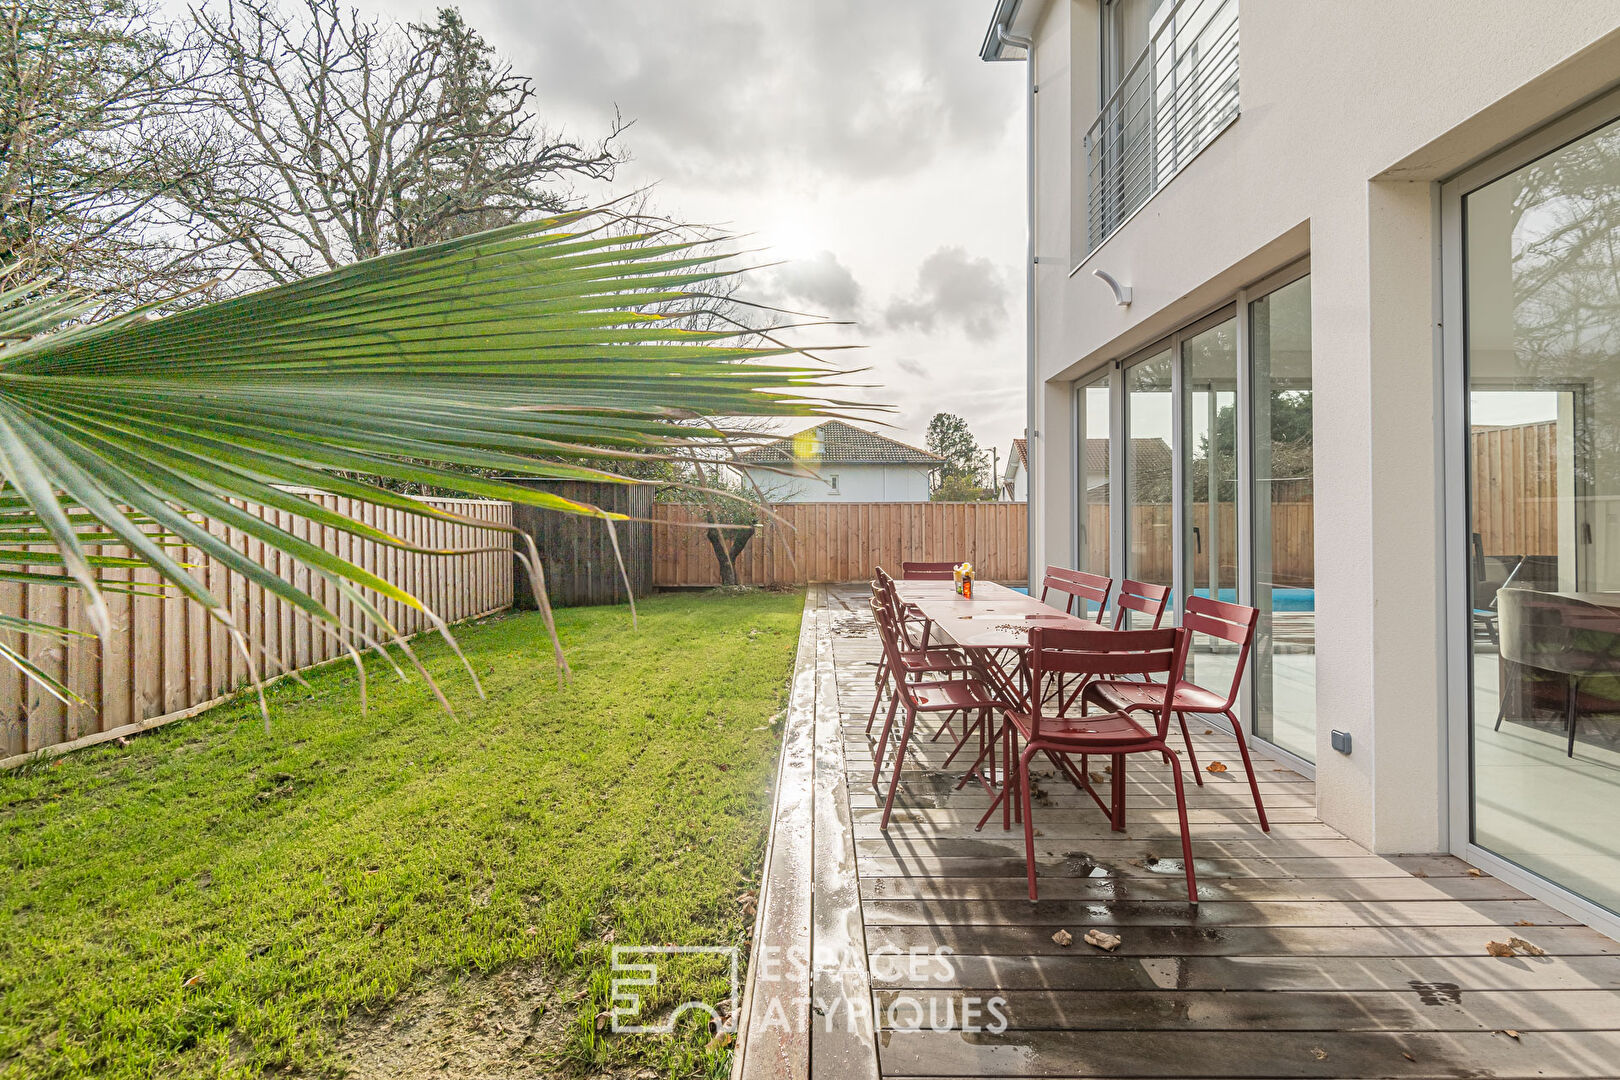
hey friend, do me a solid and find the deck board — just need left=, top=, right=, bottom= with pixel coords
left=735, top=585, right=1620, bottom=1080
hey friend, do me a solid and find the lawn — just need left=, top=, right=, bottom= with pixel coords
left=0, top=589, right=804, bottom=1079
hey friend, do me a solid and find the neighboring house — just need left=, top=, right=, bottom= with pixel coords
left=1000, top=438, right=1028, bottom=501
left=735, top=420, right=940, bottom=502
left=982, top=0, right=1620, bottom=934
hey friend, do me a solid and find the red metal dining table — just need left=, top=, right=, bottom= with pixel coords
left=892, top=580, right=1111, bottom=799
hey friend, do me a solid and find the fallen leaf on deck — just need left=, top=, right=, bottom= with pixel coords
left=1202, top=729, right=1213, bottom=736
left=1206, top=761, right=1228, bottom=773
left=1088, top=772, right=1105, bottom=784
left=1514, top=920, right=1535, bottom=927
left=1486, top=941, right=1515, bottom=957
left=1508, top=936, right=1546, bottom=956
left=1052, top=929, right=1073, bottom=947
left=1312, top=1047, right=1327, bottom=1061
left=1084, top=929, right=1121, bottom=951
left=1103, top=765, right=1112, bottom=773
left=1402, top=1052, right=1416, bottom=1062
left=1468, top=868, right=1484, bottom=877
left=1497, top=1029, right=1521, bottom=1041
left=1412, top=870, right=1429, bottom=878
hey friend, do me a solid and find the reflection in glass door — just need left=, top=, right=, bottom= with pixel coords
left=1251, top=277, right=1315, bottom=763
left=1079, top=377, right=1113, bottom=576
left=1126, top=349, right=1174, bottom=624
left=1463, top=112, right=1620, bottom=915
left=1182, top=317, right=1239, bottom=692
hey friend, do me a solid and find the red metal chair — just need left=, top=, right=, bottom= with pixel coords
left=864, top=577, right=972, bottom=735
left=901, top=561, right=959, bottom=581
left=1082, top=596, right=1268, bottom=831
left=979, top=626, right=1198, bottom=902
left=1111, top=578, right=1171, bottom=629
left=869, top=601, right=1003, bottom=829
left=1039, top=566, right=1112, bottom=623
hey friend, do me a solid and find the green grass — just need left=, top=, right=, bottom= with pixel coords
left=0, top=589, right=804, bottom=1079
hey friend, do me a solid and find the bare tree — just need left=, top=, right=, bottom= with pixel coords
left=0, top=0, right=218, bottom=299
left=165, top=0, right=626, bottom=284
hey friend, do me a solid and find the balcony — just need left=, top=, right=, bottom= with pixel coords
left=1083, top=0, right=1241, bottom=256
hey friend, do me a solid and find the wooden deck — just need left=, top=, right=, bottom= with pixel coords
left=733, top=585, right=1620, bottom=1080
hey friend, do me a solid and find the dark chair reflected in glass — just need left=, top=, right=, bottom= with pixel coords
left=1495, top=587, right=1620, bottom=758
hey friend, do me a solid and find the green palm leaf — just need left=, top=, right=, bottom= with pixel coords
left=0, top=207, right=854, bottom=718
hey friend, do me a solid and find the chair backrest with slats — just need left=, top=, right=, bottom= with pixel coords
left=1112, top=579, right=1171, bottom=630
left=901, top=560, right=958, bottom=581
left=1181, top=595, right=1260, bottom=710
left=1040, top=566, right=1112, bottom=623
left=1025, top=626, right=1188, bottom=739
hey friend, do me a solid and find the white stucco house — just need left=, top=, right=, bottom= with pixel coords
left=984, top=0, right=1620, bottom=934
left=735, top=420, right=941, bottom=502
left=999, top=437, right=1029, bottom=501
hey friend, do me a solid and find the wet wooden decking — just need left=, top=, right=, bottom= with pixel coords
left=733, top=586, right=1620, bottom=1080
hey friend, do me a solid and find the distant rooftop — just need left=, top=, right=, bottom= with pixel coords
left=736, top=420, right=941, bottom=467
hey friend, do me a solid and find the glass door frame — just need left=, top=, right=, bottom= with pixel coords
left=1439, top=86, right=1620, bottom=941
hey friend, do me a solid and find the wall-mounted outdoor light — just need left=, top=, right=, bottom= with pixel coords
left=1092, top=268, right=1133, bottom=307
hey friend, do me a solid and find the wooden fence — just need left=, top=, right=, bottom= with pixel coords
left=0, top=494, right=513, bottom=763
left=1472, top=421, right=1557, bottom=556
left=652, top=502, right=1029, bottom=586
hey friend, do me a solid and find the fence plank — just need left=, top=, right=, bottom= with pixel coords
left=0, top=494, right=514, bottom=762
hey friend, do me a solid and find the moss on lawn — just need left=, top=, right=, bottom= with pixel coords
left=0, top=590, right=804, bottom=1079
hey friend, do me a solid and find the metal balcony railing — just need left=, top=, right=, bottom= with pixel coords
left=1083, top=0, right=1240, bottom=255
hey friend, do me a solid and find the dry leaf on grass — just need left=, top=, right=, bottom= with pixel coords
left=594, top=1011, right=612, bottom=1031
left=1206, top=761, right=1229, bottom=773
left=1052, top=929, right=1074, bottom=947
left=182, top=972, right=206, bottom=988
left=1084, top=929, right=1121, bottom=951
left=1486, top=941, right=1515, bottom=957
left=707, top=1031, right=735, bottom=1052
left=1508, top=936, right=1546, bottom=956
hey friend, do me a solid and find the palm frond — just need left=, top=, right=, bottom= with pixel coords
left=0, top=207, right=856, bottom=714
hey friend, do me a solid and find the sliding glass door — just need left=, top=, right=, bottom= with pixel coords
left=1181, top=316, right=1240, bottom=691
left=1250, top=277, right=1315, bottom=763
left=1079, top=376, right=1113, bottom=576
left=1087, top=271, right=1313, bottom=762
left=1125, top=348, right=1174, bottom=623
left=1460, top=110, right=1620, bottom=915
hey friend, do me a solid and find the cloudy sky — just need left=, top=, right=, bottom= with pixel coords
left=362, top=0, right=1028, bottom=467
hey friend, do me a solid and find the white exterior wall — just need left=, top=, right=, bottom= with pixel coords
left=742, top=463, right=933, bottom=503
left=1014, top=0, right=1620, bottom=854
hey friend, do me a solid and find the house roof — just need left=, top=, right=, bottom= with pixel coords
left=736, top=420, right=942, bottom=467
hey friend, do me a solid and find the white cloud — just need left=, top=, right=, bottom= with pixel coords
left=883, top=246, right=1010, bottom=343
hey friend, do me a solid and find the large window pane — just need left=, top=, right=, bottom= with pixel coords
left=1183, top=317, right=1239, bottom=693
left=1465, top=115, right=1620, bottom=914
left=1080, top=378, right=1112, bottom=576
left=1126, top=350, right=1174, bottom=623
left=1251, top=276, right=1315, bottom=762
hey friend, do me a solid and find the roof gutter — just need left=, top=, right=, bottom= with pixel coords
left=979, top=0, right=1028, bottom=61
